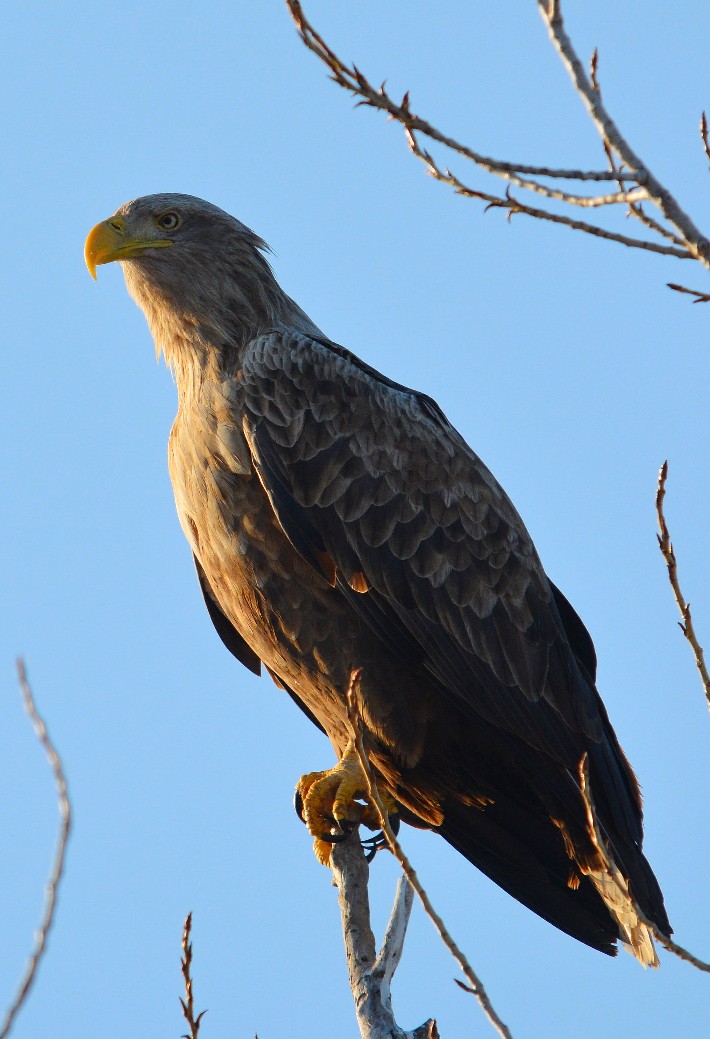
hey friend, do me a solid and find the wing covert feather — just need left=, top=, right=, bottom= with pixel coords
left=238, top=330, right=631, bottom=804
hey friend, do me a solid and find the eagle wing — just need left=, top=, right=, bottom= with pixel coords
left=235, top=328, right=641, bottom=846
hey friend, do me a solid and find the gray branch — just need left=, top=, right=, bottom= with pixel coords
left=330, top=835, right=438, bottom=1039
left=286, top=0, right=710, bottom=272
left=535, top=1, right=710, bottom=268
left=1, top=661, right=72, bottom=1039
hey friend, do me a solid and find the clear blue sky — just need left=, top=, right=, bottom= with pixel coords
left=1, top=3, right=708, bottom=1037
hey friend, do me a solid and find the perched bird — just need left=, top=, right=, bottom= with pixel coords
left=86, top=193, right=670, bottom=964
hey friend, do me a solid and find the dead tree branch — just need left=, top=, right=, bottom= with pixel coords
left=700, top=113, right=710, bottom=168
left=667, top=282, right=710, bottom=304
left=536, top=1, right=710, bottom=267
left=374, top=875, right=417, bottom=1012
left=344, top=672, right=514, bottom=1039
left=180, top=913, right=207, bottom=1039
left=1, top=661, right=72, bottom=1039
left=404, top=129, right=689, bottom=258
left=656, top=462, right=710, bottom=709
left=285, top=1, right=710, bottom=272
left=330, top=835, right=437, bottom=1039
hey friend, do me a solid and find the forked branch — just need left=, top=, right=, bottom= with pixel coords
left=536, top=1, right=710, bottom=267
left=285, top=1, right=710, bottom=272
left=344, top=671, right=514, bottom=1039
left=330, top=836, right=438, bottom=1039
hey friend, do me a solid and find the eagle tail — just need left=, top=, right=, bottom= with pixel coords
left=437, top=790, right=670, bottom=962
left=437, top=800, right=621, bottom=956
left=584, top=866, right=658, bottom=966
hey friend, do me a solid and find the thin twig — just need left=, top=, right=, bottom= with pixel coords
left=591, top=52, right=688, bottom=248
left=496, top=175, right=648, bottom=208
left=589, top=49, right=600, bottom=94
left=344, top=671, right=514, bottom=1039
left=0, top=661, right=72, bottom=1039
left=372, top=875, right=415, bottom=999
left=286, top=1, right=707, bottom=268
left=667, top=282, right=710, bottom=303
left=180, top=913, right=207, bottom=1039
left=285, top=1, right=640, bottom=185
left=405, top=129, right=690, bottom=258
left=579, top=756, right=710, bottom=972
left=535, top=0, right=710, bottom=268
left=627, top=202, right=689, bottom=247
left=700, top=112, right=710, bottom=167
left=655, top=462, right=710, bottom=709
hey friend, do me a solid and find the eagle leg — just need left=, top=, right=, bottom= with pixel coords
left=294, top=740, right=399, bottom=866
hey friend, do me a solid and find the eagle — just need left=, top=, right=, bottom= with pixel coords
left=85, top=193, right=670, bottom=964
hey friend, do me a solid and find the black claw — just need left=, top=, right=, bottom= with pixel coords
left=361, top=813, right=400, bottom=861
left=362, top=841, right=378, bottom=862
left=362, top=833, right=385, bottom=861
left=294, top=788, right=305, bottom=824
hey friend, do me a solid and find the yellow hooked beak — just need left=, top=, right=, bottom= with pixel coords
left=84, top=215, right=173, bottom=279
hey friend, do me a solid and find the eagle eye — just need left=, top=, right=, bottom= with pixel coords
left=156, top=211, right=181, bottom=231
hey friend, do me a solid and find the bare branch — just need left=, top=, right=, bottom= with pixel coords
left=373, top=875, right=416, bottom=1003
left=0, top=661, right=72, bottom=1039
left=330, top=836, right=437, bottom=1039
left=498, top=177, right=648, bottom=209
left=667, top=282, right=710, bottom=303
left=285, top=1, right=709, bottom=268
left=700, top=112, right=710, bottom=167
left=626, top=202, right=689, bottom=248
left=344, top=672, right=514, bottom=1039
left=579, top=755, right=710, bottom=971
left=589, top=48, right=600, bottom=94
left=180, top=913, right=207, bottom=1039
left=590, top=52, right=689, bottom=247
left=535, top=1, right=710, bottom=268
left=285, top=0, right=640, bottom=187
left=655, top=462, right=710, bottom=709
left=405, top=130, right=690, bottom=258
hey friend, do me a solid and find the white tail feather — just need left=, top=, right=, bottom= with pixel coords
left=578, top=754, right=660, bottom=968
left=587, top=865, right=659, bottom=967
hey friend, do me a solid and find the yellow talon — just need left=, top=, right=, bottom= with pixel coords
left=296, top=741, right=399, bottom=866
